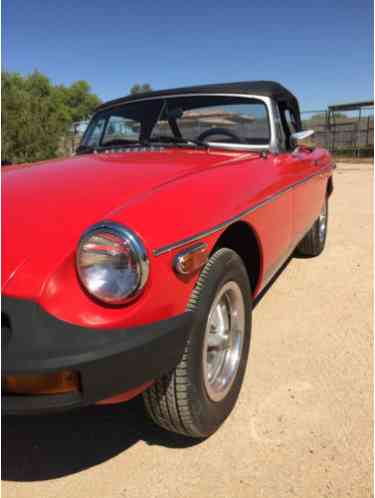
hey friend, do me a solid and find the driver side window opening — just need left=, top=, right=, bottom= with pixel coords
left=279, top=105, right=299, bottom=150
left=285, top=109, right=298, bottom=134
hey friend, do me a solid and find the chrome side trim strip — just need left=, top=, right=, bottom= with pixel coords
left=153, top=167, right=332, bottom=256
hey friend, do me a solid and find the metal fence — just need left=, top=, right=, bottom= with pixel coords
left=301, top=103, right=374, bottom=157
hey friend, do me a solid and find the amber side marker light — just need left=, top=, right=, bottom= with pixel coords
left=5, top=371, right=80, bottom=395
left=174, top=242, right=208, bottom=275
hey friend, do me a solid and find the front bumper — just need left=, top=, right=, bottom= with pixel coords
left=2, top=296, right=192, bottom=415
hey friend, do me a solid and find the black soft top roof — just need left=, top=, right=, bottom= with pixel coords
left=97, top=80, right=300, bottom=114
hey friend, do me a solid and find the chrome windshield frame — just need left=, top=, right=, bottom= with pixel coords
left=92, top=93, right=280, bottom=153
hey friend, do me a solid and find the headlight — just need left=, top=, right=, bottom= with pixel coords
left=76, top=222, right=149, bottom=304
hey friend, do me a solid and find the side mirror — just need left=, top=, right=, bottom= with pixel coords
left=289, top=129, right=315, bottom=150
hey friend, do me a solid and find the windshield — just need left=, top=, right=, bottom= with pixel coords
left=80, top=95, right=270, bottom=151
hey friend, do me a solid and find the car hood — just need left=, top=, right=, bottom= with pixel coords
left=2, top=148, right=245, bottom=294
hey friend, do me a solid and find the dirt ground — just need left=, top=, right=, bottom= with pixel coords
left=2, top=162, right=373, bottom=498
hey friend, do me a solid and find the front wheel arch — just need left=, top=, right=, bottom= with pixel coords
left=211, top=221, right=262, bottom=294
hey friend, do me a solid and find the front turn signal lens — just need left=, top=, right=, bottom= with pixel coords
left=5, top=370, right=80, bottom=395
left=174, top=243, right=208, bottom=275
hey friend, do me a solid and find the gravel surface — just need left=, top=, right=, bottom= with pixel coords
left=2, top=162, right=373, bottom=498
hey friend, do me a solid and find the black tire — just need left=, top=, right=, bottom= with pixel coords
left=143, top=248, right=252, bottom=438
left=295, top=198, right=328, bottom=258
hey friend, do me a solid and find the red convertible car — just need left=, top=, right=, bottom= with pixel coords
left=2, top=81, right=334, bottom=438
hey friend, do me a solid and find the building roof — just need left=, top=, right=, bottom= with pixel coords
left=328, top=100, right=374, bottom=112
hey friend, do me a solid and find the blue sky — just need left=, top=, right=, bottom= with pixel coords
left=2, top=0, right=373, bottom=110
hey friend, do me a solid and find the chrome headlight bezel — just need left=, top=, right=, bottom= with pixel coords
left=76, top=221, right=150, bottom=305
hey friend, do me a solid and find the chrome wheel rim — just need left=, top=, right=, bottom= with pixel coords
left=318, top=202, right=327, bottom=242
left=203, top=281, right=245, bottom=402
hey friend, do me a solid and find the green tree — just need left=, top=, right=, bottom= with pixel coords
left=59, top=80, right=101, bottom=122
left=129, top=83, right=153, bottom=95
left=1, top=70, right=101, bottom=163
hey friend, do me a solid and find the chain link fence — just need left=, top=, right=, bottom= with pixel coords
left=301, top=104, right=373, bottom=158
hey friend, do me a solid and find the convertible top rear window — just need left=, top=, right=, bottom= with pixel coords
left=81, top=95, right=270, bottom=150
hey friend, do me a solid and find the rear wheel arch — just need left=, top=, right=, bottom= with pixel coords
left=211, top=221, right=262, bottom=294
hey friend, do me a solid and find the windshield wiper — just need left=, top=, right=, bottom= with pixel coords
left=100, top=139, right=144, bottom=147
left=176, top=138, right=209, bottom=149
left=149, top=137, right=209, bottom=149
left=77, top=137, right=208, bottom=155
left=76, top=144, right=97, bottom=155
left=77, top=141, right=150, bottom=155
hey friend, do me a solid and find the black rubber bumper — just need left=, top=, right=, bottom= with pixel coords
left=2, top=296, right=192, bottom=415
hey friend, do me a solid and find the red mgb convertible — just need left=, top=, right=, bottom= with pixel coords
left=2, top=81, right=334, bottom=437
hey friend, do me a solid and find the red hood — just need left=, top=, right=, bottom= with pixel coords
left=2, top=148, right=244, bottom=295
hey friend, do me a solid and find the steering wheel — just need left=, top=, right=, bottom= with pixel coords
left=197, top=127, right=243, bottom=143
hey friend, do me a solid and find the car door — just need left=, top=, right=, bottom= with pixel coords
left=279, top=107, right=326, bottom=245
left=288, top=149, right=325, bottom=243
left=246, top=152, right=293, bottom=288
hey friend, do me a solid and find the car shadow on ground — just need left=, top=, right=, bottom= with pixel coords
left=2, top=396, right=201, bottom=482
left=3, top=258, right=292, bottom=482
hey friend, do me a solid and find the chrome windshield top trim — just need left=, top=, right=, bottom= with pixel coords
left=100, top=92, right=269, bottom=109
left=153, top=167, right=331, bottom=256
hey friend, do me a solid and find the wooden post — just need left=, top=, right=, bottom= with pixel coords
left=356, top=108, right=362, bottom=157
